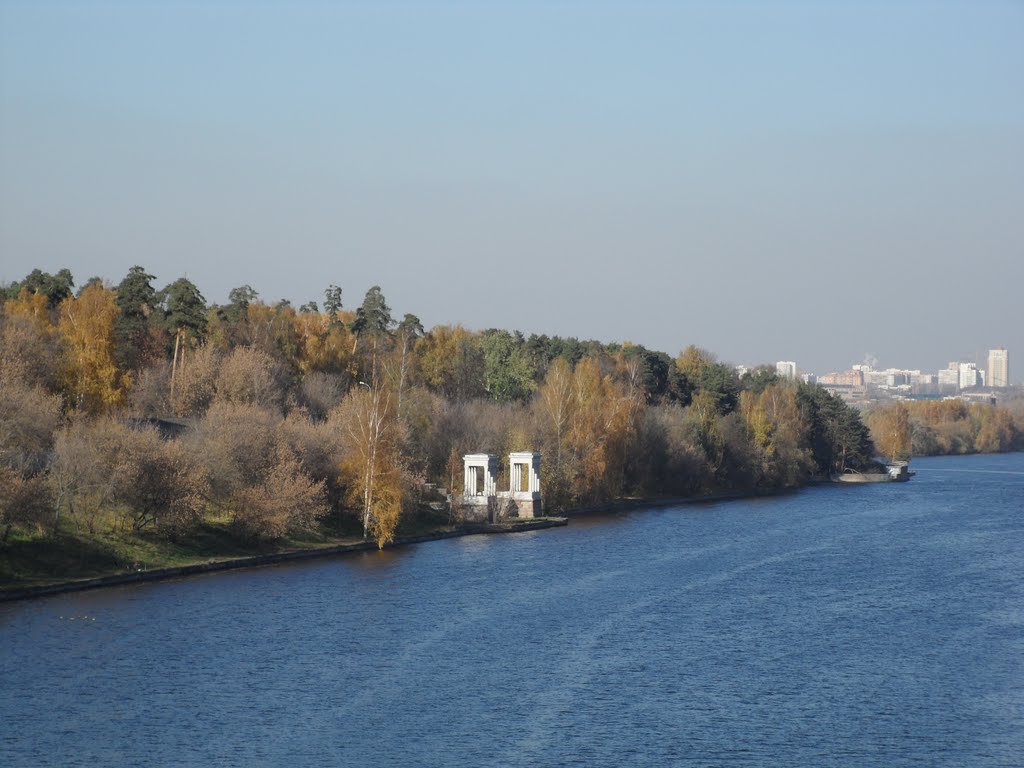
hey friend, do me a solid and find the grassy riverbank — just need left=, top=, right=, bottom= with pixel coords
left=1, top=486, right=791, bottom=595
left=0, top=508, right=463, bottom=591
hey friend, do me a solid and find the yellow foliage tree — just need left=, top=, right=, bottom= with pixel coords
left=868, top=403, right=912, bottom=461
left=338, top=383, right=406, bottom=548
left=535, top=355, right=644, bottom=509
left=57, top=284, right=127, bottom=412
left=1, top=289, right=63, bottom=388
left=4, top=288, right=51, bottom=326
left=973, top=405, right=1017, bottom=453
left=741, top=383, right=811, bottom=486
left=293, top=311, right=354, bottom=375
left=415, top=325, right=483, bottom=400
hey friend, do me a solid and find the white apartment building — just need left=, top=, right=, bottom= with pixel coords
left=988, top=348, right=1009, bottom=388
left=938, top=364, right=960, bottom=392
left=958, top=362, right=980, bottom=390
left=775, top=361, right=797, bottom=380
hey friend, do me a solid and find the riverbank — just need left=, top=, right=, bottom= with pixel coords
left=0, top=517, right=567, bottom=602
left=0, top=484, right=807, bottom=601
left=0, top=479, right=905, bottom=606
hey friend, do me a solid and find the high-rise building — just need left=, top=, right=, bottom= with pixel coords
left=959, top=362, right=980, bottom=390
left=938, top=363, right=960, bottom=393
left=988, top=348, right=1009, bottom=388
left=776, top=361, right=797, bottom=380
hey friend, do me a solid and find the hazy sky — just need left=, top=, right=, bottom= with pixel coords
left=1, top=1, right=1021, bottom=379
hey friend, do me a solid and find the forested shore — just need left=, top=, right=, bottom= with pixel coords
left=866, top=399, right=1024, bottom=459
left=0, top=266, right=936, bottom=585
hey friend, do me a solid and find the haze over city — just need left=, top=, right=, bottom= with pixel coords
left=1, top=1, right=1021, bottom=379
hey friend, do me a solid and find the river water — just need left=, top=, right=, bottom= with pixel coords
left=2, top=453, right=1022, bottom=767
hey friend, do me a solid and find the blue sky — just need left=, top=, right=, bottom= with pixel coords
left=1, top=1, right=1022, bottom=378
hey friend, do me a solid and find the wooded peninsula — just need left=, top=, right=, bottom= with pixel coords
left=2, top=268, right=1021, bottom=588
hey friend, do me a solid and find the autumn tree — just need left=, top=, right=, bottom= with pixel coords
left=0, top=382, right=62, bottom=536
left=57, top=282, right=127, bottom=412
left=288, top=304, right=354, bottom=378
left=867, top=403, right=912, bottom=461
left=0, top=289, right=65, bottom=390
left=740, top=382, right=812, bottom=487
left=972, top=406, right=1018, bottom=453
left=416, top=325, right=485, bottom=401
left=392, top=313, right=424, bottom=418
left=232, top=450, right=328, bottom=541
left=186, top=401, right=280, bottom=512
left=531, top=355, right=644, bottom=509
left=277, top=412, right=347, bottom=509
left=245, top=300, right=301, bottom=367
left=295, top=371, right=346, bottom=420
left=50, top=416, right=128, bottom=534
left=111, top=426, right=207, bottom=534
left=535, top=356, right=573, bottom=506
left=674, top=345, right=740, bottom=412
left=631, top=405, right=711, bottom=496
left=214, top=346, right=287, bottom=412
left=169, top=344, right=221, bottom=417
left=685, top=390, right=725, bottom=484
left=0, top=382, right=62, bottom=476
left=6, top=268, right=75, bottom=309
left=337, top=384, right=406, bottom=547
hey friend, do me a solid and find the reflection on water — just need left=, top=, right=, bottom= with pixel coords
left=1, top=453, right=1022, bottom=768
left=340, top=545, right=412, bottom=570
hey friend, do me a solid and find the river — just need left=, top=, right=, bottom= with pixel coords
left=2, top=453, right=1022, bottom=766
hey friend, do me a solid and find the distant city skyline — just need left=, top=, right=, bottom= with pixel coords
left=778, top=348, right=1013, bottom=383
left=2, top=2, right=1022, bottom=381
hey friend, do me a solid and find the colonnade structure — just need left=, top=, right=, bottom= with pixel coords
left=462, top=452, right=542, bottom=521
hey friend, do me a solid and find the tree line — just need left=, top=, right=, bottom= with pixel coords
left=866, top=399, right=1024, bottom=459
left=1, top=267, right=878, bottom=549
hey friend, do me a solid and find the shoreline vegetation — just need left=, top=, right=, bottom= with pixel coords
left=1, top=486, right=793, bottom=601
left=3, top=268, right=1023, bottom=593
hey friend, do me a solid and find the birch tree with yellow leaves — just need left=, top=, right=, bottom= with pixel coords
left=57, top=283, right=127, bottom=412
left=338, top=380, right=405, bottom=548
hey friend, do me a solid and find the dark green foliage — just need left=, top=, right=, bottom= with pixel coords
left=668, top=367, right=695, bottom=406
left=741, top=365, right=780, bottom=395
left=397, top=313, right=424, bottom=342
left=797, top=383, right=875, bottom=474
left=481, top=329, right=536, bottom=403
left=212, top=285, right=258, bottom=346
left=696, top=362, right=741, bottom=414
left=227, top=285, right=258, bottom=312
left=352, top=285, right=393, bottom=337
left=522, top=334, right=610, bottom=379
left=323, top=285, right=343, bottom=322
left=622, top=346, right=673, bottom=402
left=7, top=268, right=75, bottom=308
left=114, top=266, right=159, bottom=371
left=159, top=278, right=208, bottom=340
